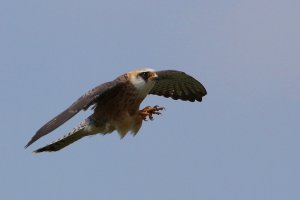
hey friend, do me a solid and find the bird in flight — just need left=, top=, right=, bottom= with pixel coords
left=25, top=69, right=207, bottom=153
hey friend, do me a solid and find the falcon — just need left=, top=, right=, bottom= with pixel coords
left=25, top=69, right=207, bottom=153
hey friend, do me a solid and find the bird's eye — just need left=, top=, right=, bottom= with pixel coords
left=140, top=72, right=149, bottom=79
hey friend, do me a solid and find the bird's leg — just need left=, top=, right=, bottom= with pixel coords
left=139, top=105, right=165, bottom=121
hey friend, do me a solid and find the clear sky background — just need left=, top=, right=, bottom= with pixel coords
left=1, top=0, right=299, bottom=199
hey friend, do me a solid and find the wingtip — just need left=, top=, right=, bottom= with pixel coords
left=24, top=143, right=30, bottom=149
left=25, top=131, right=42, bottom=149
left=24, top=139, right=34, bottom=149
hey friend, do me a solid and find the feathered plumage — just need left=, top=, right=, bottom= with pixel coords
left=26, top=69, right=207, bottom=152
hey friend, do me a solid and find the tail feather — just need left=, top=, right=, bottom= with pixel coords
left=34, top=118, right=94, bottom=153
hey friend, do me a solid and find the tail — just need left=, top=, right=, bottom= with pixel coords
left=33, top=117, right=96, bottom=153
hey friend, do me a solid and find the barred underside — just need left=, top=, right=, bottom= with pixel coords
left=149, top=70, right=207, bottom=102
left=34, top=117, right=97, bottom=153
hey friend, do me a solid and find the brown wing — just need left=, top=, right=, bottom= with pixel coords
left=149, top=70, right=207, bottom=102
left=25, top=79, right=122, bottom=148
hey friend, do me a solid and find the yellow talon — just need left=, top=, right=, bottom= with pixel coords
left=139, top=106, right=165, bottom=121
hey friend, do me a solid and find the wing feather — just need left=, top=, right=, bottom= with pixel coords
left=25, top=80, right=120, bottom=148
left=149, top=70, right=207, bottom=102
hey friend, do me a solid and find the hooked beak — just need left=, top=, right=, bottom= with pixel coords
left=149, top=72, right=159, bottom=81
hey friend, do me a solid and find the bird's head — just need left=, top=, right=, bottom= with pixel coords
left=127, top=68, right=158, bottom=93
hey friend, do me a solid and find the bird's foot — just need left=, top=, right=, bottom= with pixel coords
left=139, top=105, right=165, bottom=121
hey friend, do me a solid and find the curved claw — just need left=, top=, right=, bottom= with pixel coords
left=139, top=105, right=165, bottom=121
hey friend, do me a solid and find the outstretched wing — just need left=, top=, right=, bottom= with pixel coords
left=149, top=70, right=207, bottom=102
left=25, top=80, right=121, bottom=148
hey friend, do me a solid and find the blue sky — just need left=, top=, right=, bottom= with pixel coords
left=1, top=0, right=300, bottom=199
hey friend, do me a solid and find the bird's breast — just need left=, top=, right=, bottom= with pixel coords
left=93, top=85, right=144, bottom=119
